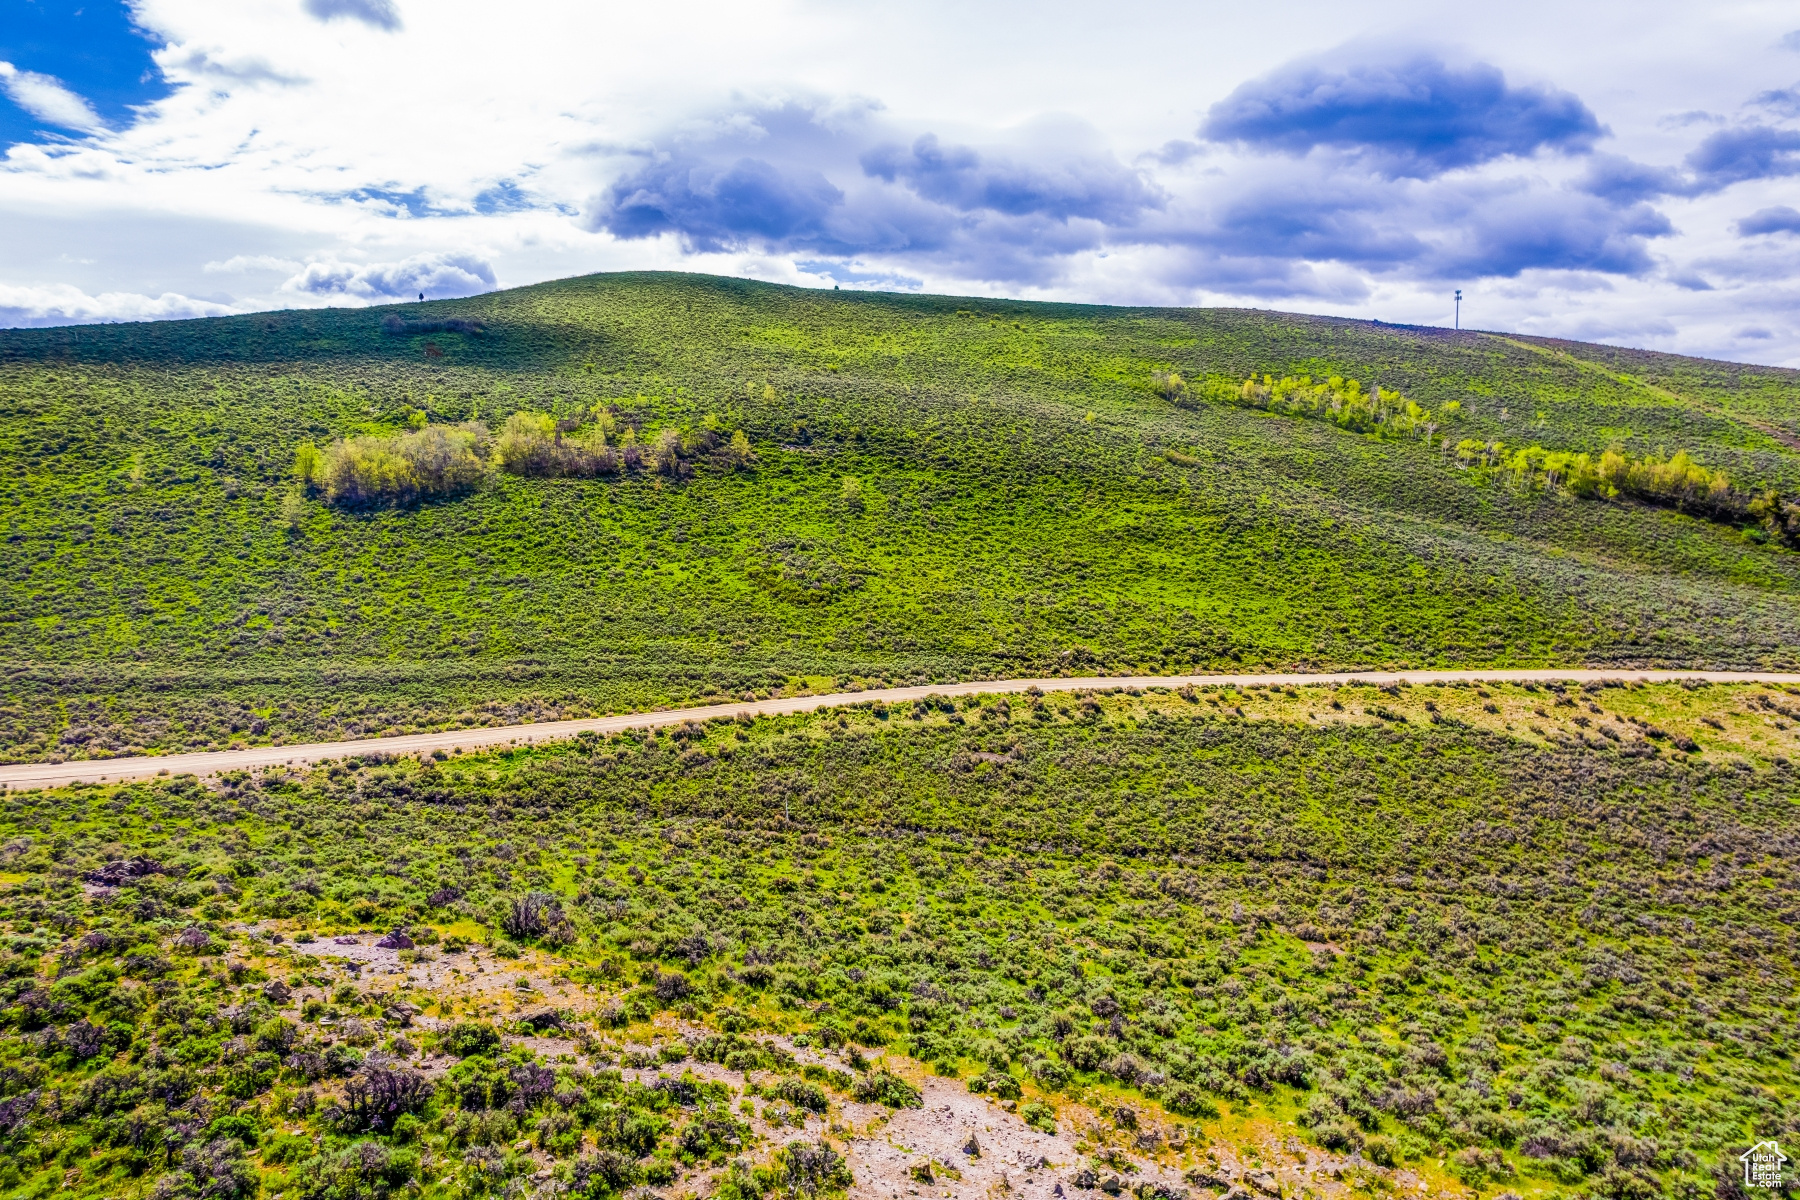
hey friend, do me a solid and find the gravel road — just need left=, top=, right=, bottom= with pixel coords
left=6, top=668, right=1797, bottom=791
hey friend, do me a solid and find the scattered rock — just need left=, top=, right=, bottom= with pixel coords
left=1246, top=1171, right=1280, bottom=1196
left=173, top=927, right=211, bottom=949
left=1101, top=1175, right=1125, bottom=1195
left=963, top=1133, right=982, bottom=1158
left=263, top=980, right=292, bottom=1005
left=1073, top=1168, right=1099, bottom=1190
left=333, top=936, right=359, bottom=945
left=1133, top=1185, right=1188, bottom=1200
left=375, top=929, right=414, bottom=950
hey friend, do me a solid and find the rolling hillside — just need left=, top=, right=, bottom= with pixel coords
left=2, top=272, right=1799, bottom=762
left=2, top=276, right=1798, bottom=1200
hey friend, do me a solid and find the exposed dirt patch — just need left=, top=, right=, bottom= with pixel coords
left=239, top=929, right=1445, bottom=1200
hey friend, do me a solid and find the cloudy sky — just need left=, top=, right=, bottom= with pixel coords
left=3, top=0, right=1800, bottom=365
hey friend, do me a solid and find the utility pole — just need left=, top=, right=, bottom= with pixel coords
left=1454, top=290, right=1462, bottom=331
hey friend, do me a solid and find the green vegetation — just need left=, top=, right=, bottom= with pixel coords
left=4, top=273, right=1800, bottom=761
left=297, top=424, right=490, bottom=506
left=1165, top=371, right=1463, bottom=440
left=0, top=683, right=1795, bottom=1199
left=4, top=271, right=1800, bottom=1197
left=294, top=404, right=756, bottom=508
left=1178, top=371, right=1799, bottom=546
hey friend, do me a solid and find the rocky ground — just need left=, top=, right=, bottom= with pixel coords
left=248, top=928, right=1445, bottom=1200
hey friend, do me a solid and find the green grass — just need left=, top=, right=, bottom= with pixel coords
left=0, top=689, right=1793, bottom=1199
left=3, top=273, right=1800, bottom=760
left=4, top=272, right=1800, bottom=1200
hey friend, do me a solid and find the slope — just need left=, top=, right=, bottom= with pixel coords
left=2, top=271, right=1799, bottom=763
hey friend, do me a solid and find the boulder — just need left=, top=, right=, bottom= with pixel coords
left=84, top=858, right=168, bottom=887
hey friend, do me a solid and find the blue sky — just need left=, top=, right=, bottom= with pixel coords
left=2, top=1, right=1799, bottom=365
left=0, top=1, right=169, bottom=143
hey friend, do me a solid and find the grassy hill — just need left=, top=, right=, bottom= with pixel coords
left=3, top=271, right=1799, bottom=762
left=1, top=276, right=1799, bottom=1200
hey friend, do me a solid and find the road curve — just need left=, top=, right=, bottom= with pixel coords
left=5, top=668, right=1798, bottom=792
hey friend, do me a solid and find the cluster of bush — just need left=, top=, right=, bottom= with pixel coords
left=1159, top=366, right=1799, bottom=546
left=292, top=408, right=755, bottom=508
left=1450, top=441, right=1800, bottom=546
left=293, top=423, right=490, bottom=507
left=1155, top=371, right=1462, bottom=442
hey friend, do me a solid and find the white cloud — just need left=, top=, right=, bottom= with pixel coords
left=0, top=62, right=106, bottom=133
left=278, top=252, right=497, bottom=302
left=0, top=282, right=239, bottom=328
left=204, top=254, right=304, bottom=273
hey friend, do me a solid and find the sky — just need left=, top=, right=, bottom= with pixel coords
left=2, top=1, right=1800, bottom=366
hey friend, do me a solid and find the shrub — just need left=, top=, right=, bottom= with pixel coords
left=776, top=1077, right=830, bottom=1112
left=501, top=892, right=574, bottom=944
left=852, top=1070, right=922, bottom=1108
left=443, top=1021, right=502, bottom=1058
left=572, top=1148, right=640, bottom=1195
left=768, top=1140, right=853, bottom=1199
left=308, top=424, right=489, bottom=506
left=288, top=1141, right=418, bottom=1200
left=151, top=1138, right=258, bottom=1200
left=336, top=1066, right=432, bottom=1133
left=493, top=411, right=616, bottom=479
left=1161, top=1082, right=1219, bottom=1119
left=967, top=1070, right=1021, bottom=1100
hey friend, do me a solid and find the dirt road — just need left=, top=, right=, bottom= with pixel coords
left=5, top=668, right=1797, bottom=791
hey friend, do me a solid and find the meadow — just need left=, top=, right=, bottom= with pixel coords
left=0, top=683, right=1794, bottom=1200
left=3, top=273, right=1800, bottom=762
